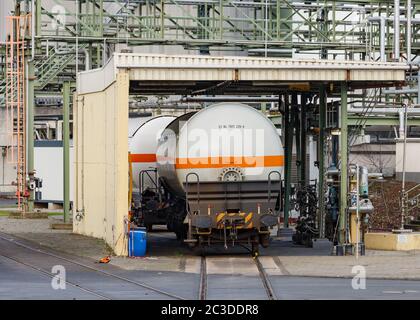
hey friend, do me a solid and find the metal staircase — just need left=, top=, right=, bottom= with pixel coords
left=112, top=0, right=141, bottom=24
left=403, top=184, right=420, bottom=231
left=35, top=44, right=88, bottom=90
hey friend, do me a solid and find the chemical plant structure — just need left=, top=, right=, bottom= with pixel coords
left=0, top=0, right=419, bottom=259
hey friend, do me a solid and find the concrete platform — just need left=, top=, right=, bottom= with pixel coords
left=365, top=232, right=420, bottom=251
left=8, top=211, right=48, bottom=219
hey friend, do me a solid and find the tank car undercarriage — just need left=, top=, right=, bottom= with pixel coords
left=132, top=173, right=281, bottom=255
left=182, top=177, right=281, bottom=255
left=186, top=211, right=275, bottom=255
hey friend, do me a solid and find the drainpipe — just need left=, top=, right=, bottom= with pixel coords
left=394, top=0, right=400, bottom=61
left=27, top=61, right=35, bottom=212
left=399, top=109, right=405, bottom=138
left=84, top=49, right=91, bottom=71
left=407, top=0, right=412, bottom=63
left=63, top=82, right=70, bottom=223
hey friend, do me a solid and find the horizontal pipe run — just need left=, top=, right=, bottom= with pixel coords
left=182, top=96, right=279, bottom=102
left=383, top=88, right=418, bottom=94
left=348, top=107, right=420, bottom=115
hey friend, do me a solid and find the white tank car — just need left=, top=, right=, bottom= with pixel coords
left=129, top=116, right=176, bottom=193
left=156, top=103, right=284, bottom=195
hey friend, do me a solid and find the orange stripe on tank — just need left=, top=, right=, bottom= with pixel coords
left=175, top=155, right=284, bottom=169
left=130, top=153, right=157, bottom=163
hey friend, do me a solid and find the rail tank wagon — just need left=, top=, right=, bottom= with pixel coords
left=129, top=115, right=176, bottom=229
left=155, top=103, right=284, bottom=254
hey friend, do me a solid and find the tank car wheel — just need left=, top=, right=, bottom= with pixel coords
left=259, top=233, right=270, bottom=248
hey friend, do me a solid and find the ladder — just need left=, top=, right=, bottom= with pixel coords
left=5, top=15, right=30, bottom=209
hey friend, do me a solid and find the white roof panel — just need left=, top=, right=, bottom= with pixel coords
left=77, top=53, right=408, bottom=95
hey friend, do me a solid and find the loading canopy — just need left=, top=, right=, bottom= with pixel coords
left=78, top=53, right=407, bottom=96
left=74, top=53, right=407, bottom=255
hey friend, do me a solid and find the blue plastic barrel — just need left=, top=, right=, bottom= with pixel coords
left=128, top=229, right=147, bottom=257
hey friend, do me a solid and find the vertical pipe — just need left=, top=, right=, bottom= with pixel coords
left=35, top=0, right=41, bottom=38
left=31, top=0, right=35, bottom=59
left=283, top=95, right=294, bottom=229
left=300, top=95, right=307, bottom=184
left=394, top=0, right=400, bottom=61
left=401, top=102, right=408, bottom=229
left=407, top=0, right=412, bottom=63
left=99, top=0, right=104, bottom=37
left=318, top=85, right=326, bottom=238
left=219, top=0, right=223, bottom=40
left=339, top=82, right=348, bottom=245
left=294, top=100, right=301, bottom=181
left=380, top=16, right=386, bottom=62
left=356, top=164, right=359, bottom=259
left=276, top=0, right=280, bottom=40
left=399, top=109, right=405, bottom=138
left=160, top=0, right=164, bottom=39
left=27, top=61, right=35, bottom=212
left=63, top=82, right=70, bottom=223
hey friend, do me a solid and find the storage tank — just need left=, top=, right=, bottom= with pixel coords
left=156, top=103, right=284, bottom=196
left=129, top=115, right=176, bottom=192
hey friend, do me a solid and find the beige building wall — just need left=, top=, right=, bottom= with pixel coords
left=74, top=71, right=129, bottom=256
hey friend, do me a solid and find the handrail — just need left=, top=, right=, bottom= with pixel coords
left=185, top=172, right=200, bottom=210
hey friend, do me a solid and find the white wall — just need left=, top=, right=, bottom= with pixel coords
left=34, top=143, right=74, bottom=202
left=0, top=1, right=14, bottom=42
left=0, top=107, right=17, bottom=193
left=396, top=138, right=420, bottom=182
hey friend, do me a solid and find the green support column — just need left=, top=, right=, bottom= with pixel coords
left=35, top=0, right=41, bottom=36
left=300, top=94, right=307, bottom=184
left=339, top=82, right=348, bottom=245
left=99, top=0, right=104, bottom=37
left=27, top=61, right=35, bottom=212
left=283, top=94, right=295, bottom=229
left=294, top=101, right=301, bottom=181
left=318, top=85, right=326, bottom=238
left=63, top=82, right=71, bottom=223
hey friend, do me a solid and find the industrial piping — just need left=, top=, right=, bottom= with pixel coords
left=394, top=0, right=400, bottom=60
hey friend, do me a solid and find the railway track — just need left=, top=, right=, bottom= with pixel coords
left=0, top=252, right=113, bottom=300
left=198, top=254, right=277, bottom=300
left=0, top=233, right=185, bottom=300
left=254, top=256, right=277, bottom=300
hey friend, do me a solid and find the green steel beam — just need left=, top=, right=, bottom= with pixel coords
left=318, top=85, right=326, bottom=238
left=339, top=82, right=348, bottom=245
left=62, top=82, right=70, bottom=223
left=300, top=94, right=307, bottom=184
left=283, top=94, right=294, bottom=229
left=294, top=101, right=301, bottom=181
left=34, top=0, right=410, bottom=55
